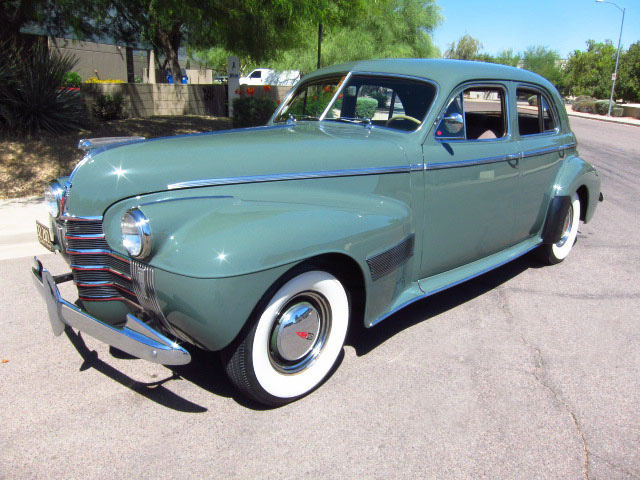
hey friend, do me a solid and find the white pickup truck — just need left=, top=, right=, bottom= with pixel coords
left=239, top=68, right=301, bottom=86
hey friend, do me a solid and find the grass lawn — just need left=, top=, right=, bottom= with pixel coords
left=0, top=115, right=233, bottom=199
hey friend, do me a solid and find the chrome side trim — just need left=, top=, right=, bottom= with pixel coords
left=426, top=143, right=577, bottom=170
left=168, top=165, right=413, bottom=190
left=426, top=154, right=513, bottom=170
left=32, top=258, right=190, bottom=365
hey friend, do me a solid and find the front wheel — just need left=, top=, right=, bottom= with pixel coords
left=222, top=269, right=350, bottom=406
left=538, top=192, right=581, bottom=265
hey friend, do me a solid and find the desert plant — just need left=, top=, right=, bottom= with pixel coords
left=92, top=94, right=124, bottom=120
left=232, top=96, right=277, bottom=128
left=0, top=42, right=85, bottom=134
left=355, top=97, right=378, bottom=119
left=62, top=71, right=82, bottom=88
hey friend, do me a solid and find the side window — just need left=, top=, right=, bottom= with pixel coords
left=353, top=85, right=405, bottom=122
left=516, top=88, right=558, bottom=136
left=436, top=86, right=507, bottom=141
left=250, top=70, right=262, bottom=79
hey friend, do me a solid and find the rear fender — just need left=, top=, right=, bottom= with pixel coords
left=551, top=154, right=601, bottom=223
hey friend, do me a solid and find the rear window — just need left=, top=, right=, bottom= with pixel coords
left=516, top=88, right=558, bottom=136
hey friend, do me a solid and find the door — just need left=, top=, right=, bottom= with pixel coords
left=419, top=84, right=520, bottom=279
left=513, top=86, right=566, bottom=240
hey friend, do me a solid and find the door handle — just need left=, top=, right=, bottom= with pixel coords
left=506, top=153, right=520, bottom=167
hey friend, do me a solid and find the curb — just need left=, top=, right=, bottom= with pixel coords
left=566, top=110, right=640, bottom=127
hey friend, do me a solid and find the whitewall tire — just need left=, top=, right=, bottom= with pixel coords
left=223, top=269, right=350, bottom=406
left=539, top=192, right=581, bottom=264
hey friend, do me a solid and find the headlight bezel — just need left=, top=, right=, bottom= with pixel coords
left=121, top=208, right=152, bottom=259
left=45, top=181, right=65, bottom=218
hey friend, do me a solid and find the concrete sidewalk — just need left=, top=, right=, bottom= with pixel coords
left=566, top=107, right=640, bottom=127
left=0, top=196, right=51, bottom=260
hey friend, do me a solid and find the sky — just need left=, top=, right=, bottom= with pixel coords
left=434, top=0, right=640, bottom=59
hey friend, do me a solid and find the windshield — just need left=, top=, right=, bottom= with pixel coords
left=274, top=74, right=437, bottom=132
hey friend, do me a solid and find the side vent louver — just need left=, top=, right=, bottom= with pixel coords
left=366, top=235, right=415, bottom=281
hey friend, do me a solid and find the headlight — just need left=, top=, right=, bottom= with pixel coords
left=121, top=208, right=152, bottom=259
left=44, top=181, right=65, bottom=218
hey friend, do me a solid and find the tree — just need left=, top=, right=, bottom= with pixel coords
left=494, top=49, right=521, bottom=67
left=193, top=0, right=441, bottom=74
left=0, top=0, right=113, bottom=47
left=522, top=45, right=564, bottom=89
left=618, top=42, right=640, bottom=102
left=444, top=34, right=482, bottom=60
left=564, top=40, right=617, bottom=98
left=108, top=0, right=329, bottom=82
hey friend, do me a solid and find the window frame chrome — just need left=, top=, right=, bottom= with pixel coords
left=514, top=83, right=561, bottom=138
left=433, top=82, right=512, bottom=144
left=271, top=71, right=440, bottom=135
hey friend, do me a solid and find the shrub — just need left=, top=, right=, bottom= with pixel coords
left=369, top=90, right=388, bottom=108
left=356, top=97, right=378, bottom=119
left=595, top=100, right=611, bottom=115
left=528, top=95, right=538, bottom=106
left=0, top=42, right=85, bottom=134
left=572, top=99, right=597, bottom=114
left=62, top=71, right=82, bottom=88
left=574, top=95, right=596, bottom=103
left=85, top=77, right=124, bottom=84
left=93, top=94, right=124, bottom=120
left=232, top=96, right=277, bottom=128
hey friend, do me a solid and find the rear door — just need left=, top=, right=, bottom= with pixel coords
left=513, top=86, right=567, bottom=241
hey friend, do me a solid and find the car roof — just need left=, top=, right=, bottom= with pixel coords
left=306, top=58, right=557, bottom=93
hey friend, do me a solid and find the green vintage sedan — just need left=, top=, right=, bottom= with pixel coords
left=33, top=59, right=601, bottom=406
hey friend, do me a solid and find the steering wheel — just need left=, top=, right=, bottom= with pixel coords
left=385, top=114, right=421, bottom=126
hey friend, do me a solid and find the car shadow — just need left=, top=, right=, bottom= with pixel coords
left=64, top=251, right=541, bottom=411
left=347, top=251, right=541, bottom=356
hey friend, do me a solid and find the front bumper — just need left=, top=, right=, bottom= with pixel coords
left=32, top=257, right=191, bottom=366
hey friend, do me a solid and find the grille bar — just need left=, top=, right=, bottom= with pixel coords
left=57, top=218, right=136, bottom=303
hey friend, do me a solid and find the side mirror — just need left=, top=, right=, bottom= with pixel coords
left=443, top=112, right=464, bottom=134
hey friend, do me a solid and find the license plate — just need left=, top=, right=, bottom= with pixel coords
left=36, top=221, right=55, bottom=252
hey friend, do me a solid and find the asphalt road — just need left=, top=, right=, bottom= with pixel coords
left=1, top=116, right=638, bottom=479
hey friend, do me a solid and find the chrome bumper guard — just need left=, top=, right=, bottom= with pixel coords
left=32, top=257, right=191, bottom=366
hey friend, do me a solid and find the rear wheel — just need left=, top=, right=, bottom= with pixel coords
left=538, top=192, right=581, bottom=265
left=223, top=269, right=350, bottom=406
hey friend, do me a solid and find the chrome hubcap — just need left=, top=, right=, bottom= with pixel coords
left=556, top=204, right=574, bottom=247
left=269, top=292, right=331, bottom=374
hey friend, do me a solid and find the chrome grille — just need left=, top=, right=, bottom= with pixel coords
left=65, top=236, right=110, bottom=250
left=57, top=217, right=137, bottom=303
left=65, top=220, right=103, bottom=235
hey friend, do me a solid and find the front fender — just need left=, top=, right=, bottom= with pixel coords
left=103, top=182, right=413, bottom=279
left=552, top=154, right=601, bottom=223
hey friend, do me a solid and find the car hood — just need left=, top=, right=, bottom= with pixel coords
left=64, top=123, right=409, bottom=217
